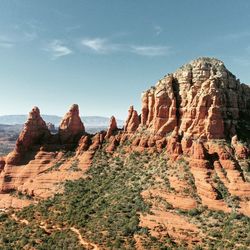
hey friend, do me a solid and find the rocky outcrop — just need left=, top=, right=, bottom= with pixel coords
left=124, top=106, right=140, bottom=133
left=140, top=58, right=250, bottom=140
left=105, top=116, right=118, bottom=139
left=231, top=135, right=250, bottom=159
left=6, top=107, right=50, bottom=165
left=59, top=104, right=85, bottom=144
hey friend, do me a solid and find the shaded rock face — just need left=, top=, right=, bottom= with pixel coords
left=0, top=157, right=5, bottom=172
left=141, top=58, right=250, bottom=139
left=59, top=104, right=85, bottom=144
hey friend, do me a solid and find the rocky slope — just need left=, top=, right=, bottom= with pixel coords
left=0, top=57, right=249, bottom=248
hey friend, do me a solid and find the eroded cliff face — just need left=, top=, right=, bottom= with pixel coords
left=0, top=57, right=249, bottom=219
left=140, top=58, right=250, bottom=139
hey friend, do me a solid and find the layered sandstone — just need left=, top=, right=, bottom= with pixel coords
left=0, top=105, right=87, bottom=197
left=140, top=58, right=250, bottom=139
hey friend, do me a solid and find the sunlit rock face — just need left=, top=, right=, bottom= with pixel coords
left=6, top=106, right=50, bottom=165
left=59, top=104, right=85, bottom=144
left=140, top=58, right=250, bottom=139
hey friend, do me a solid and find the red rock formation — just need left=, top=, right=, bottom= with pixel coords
left=6, top=107, right=50, bottom=165
left=231, top=135, right=249, bottom=159
left=140, top=58, right=250, bottom=140
left=0, top=157, right=5, bottom=172
left=105, top=116, right=118, bottom=139
left=124, top=106, right=140, bottom=133
left=1, top=57, right=250, bottom=217
left=166, top=137, right=182, bottom=159
left=106, top=137, right=119, bottom=152
left=59, top=104, right=85, bottom=144
left=89, top=132, right=105, bottom=151
left=76, top=135, right=91, bottom=154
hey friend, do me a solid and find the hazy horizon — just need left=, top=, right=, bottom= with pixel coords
left=1, top=0, right=250, bottom=118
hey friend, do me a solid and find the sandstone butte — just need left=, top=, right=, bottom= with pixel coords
left=0, top=57, right=250, bottom=217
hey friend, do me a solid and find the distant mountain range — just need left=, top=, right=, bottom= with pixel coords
left=0, top=115, right=124, bottom=128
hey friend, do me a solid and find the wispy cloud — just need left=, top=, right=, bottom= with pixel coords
left=154, top=25, right=163, bottom=36
left=0, top=36, right=14, bottom=48
left=45, top=40, right=73, bottom=59
left=81, top=37, right=171, bottom=56
left=130, top=45, right=170, bottom=56
left=81, top=38, right=120, bottom=53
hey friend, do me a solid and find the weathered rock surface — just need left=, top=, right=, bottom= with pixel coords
left=124, top=106, right=140, bottom=133
left=105, top=116, right=118, bottom=139
left=6, top=107, right=50, bottom=165
left=140, top=58, right=250, bottom=140
left=0, top=157, right=5, bottom=172
left=59, top=104, right=85, bottom=144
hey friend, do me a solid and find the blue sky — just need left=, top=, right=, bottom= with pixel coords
left=0, top=0, right=250, bottom=119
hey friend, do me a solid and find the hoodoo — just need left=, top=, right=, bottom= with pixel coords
left=124, top=106, right=140, bottom=133
left=6, top=106, right=50, bottom=165
left=105, top=116, right=118, bottom=139
left=59, top=104, right=85, bottom=144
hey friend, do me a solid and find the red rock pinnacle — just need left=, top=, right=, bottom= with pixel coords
left=59, top=104, right=85, bottom=143
left=6, top=106, right=50, bottom=164
left=124, top=106, right=140, bottom=133
left=105, top=116, right=118, bottom=139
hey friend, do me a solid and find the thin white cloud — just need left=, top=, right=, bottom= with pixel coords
left=81, top=37, right=171, bottom=56
left=46, top=40, right=73, bottom=59
left=82, top=38, right=107, bottom=52
left=81, top=38, right=120, bottom=53
left=0, top=36, right=14, bottom=48
left=154, top=25, right=163, bottom=36
left=130, top=45, right=170, bottom=56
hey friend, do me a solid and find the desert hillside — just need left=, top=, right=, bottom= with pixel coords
left=0, top=57, right=249, bottom=249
